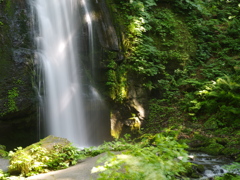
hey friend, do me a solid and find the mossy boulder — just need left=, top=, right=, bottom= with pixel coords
left=8, top=135, right=81, bottom=177
left=185, top=163, right=205, bottom=179
left=33, top=135, right=71, bottom=150
left=187, top=133, right=226, bottom=156
left=199, top=142, right=224, bottom=156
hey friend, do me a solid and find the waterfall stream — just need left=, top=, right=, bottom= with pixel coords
left=189, top=152, right=237, bottom=179
left=31, top=0, right=111, bottom=147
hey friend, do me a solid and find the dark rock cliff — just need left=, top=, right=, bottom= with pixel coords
left=94, top=0, right=148, bottom=138
left=0, top=0, right=37, bottom=150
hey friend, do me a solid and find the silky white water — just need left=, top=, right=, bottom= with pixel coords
left=33, top=0, right=90, bottom=146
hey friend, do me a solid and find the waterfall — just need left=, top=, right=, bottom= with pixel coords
left=31, top=0, right=110, bottom=147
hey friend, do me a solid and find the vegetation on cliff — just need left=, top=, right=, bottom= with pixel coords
left=105, top=0, right=240, bottom=160
left=0, top=0, right=37, bottom=151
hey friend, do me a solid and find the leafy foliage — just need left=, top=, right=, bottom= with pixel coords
left=135, top=0, right=240, bottom=136
left=5, top=132, right=191, bottom=179
left=8, top=144, right=82, bottom=177
left=80, top=134, right=134, bottom=157
left=0, top=145, right=8, bottom=158
left=106, top=0, right=197, bottom=101
left=145, top=99, right=186, bottom=133
left=92, top=132, right=190, bottom=180
left=105, top=0, right=240, bottom=162
left=215, top=173, right=240, bottom=180
left=186, top=75, right=240, bottom=129
left=0, top=170, right=9, bottom=180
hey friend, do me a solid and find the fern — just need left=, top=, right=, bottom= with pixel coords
left=188, top=75, right=240, bottom=127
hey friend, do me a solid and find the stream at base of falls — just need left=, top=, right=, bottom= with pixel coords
left=189, top=152, right=240, bottom=179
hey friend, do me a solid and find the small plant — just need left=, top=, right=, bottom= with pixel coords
left=0, top=87, right=19, bottom=116
left=0, top=145, right=8, bottom=158
left=0, top=170, right=9, bottom=180
left=6, top=87, right=19, bottom=113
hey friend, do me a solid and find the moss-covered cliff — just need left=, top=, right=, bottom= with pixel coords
left=102, top=0, right=240, bottom=159
left=0, top=0, right=37, bottom=149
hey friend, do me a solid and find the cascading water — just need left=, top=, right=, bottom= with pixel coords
left=31, top=0, right=111, bottom=147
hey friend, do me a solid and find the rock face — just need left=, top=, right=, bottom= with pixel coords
left=94, top=0, right=119, bottom=51
left=91, top=0, right=149, bottom=138
left=0, top=0, right=37, bottom=149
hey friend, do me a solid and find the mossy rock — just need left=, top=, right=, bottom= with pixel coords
left=199, top=142, right=224, bottom=156
left=8, top=136, right=80, bottom=177
left=183, top=163, right=204, bottom=179
left=215, top=137, right=228, bottom=146
left=221, top=145, right=240, bottom=161
left=31, top=135, right=71, bottom=151
left=194, top=164, right=205, bottom=174
left=188, top=134, right=211, bottom=148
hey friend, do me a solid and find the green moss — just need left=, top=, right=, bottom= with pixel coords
left=4, top=0, right=14, bottom=16
left=0, top=87, right=19, bottom=116
left=199, top=142, right=224, bottom=156
left=152, top=8, right=196, bottom=67
left=180, top=162, right=202, bottom=178
left=222, top=146, right=240, bottom=160
left=178, top=127, right=240, bottom=159
left=193, top=134, right=211, bottom=146
left=0, top=59, right=11, bottom=79
left=105, top=55, right=127, bottom=102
